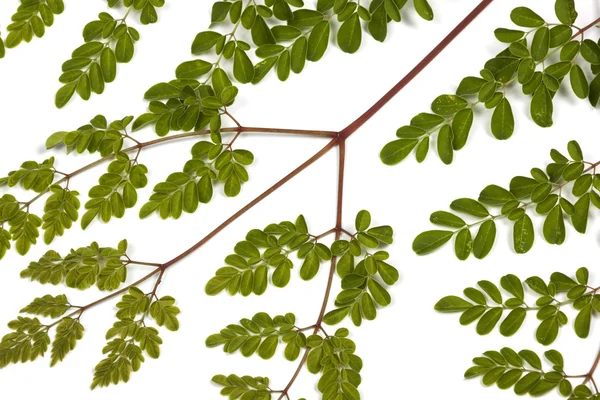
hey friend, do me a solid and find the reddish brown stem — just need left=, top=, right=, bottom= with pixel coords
left=584, top=348, right=600, bottom=385
left=275, top=2, right=495, bottom=396
left=20, top=126, right=337, bottom=209
left=574, top=16, right=600, bottom=37
left=276, top=141, right=346, bottom=400
left=34, top=0, right=493, bottom=390
left=313, top=228, right=337, bottom=240
left=47, top=267, right=162, bottom=328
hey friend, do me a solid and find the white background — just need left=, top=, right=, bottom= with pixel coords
left=1, top=0, right=600, bottom=398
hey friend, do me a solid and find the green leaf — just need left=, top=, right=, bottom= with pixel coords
left=380, top=139, right=418, bottom=165
left=430, top=211, right=465, bottom=228
left=175, top=60, right=212, bottom=79
left=115, top=34, right=134, bottom=63
left=413, top=230, right=453, bottom=255
left=413, top=0, right=434, bottom=21
left=479, top=185, right=515, bottom=205
left=476, top=308, right=503, bottom=335
left=572, top=194, right=590, bottom=234
left=473, top=220, right=496, bottom=259
left=581, top=39, right=600, bottom=64
left=323, top=307, right=350, bottom=325
left=144, top=83, right=180, bottom=101
left=286, top=40, right=305, bottom=76
left=543, top=206, right=565, bottom=245
left=513, top=214, right=534, bottom=254
left=490, top=98, right=514, bottom=140
left=555, top=0, right=578, bottom=25
left=452, top=108, right=473, bottom=150
left=434, top=296, right=473, bottom=312
left=478, top=281, right=503, bottom=304
left=437, top=125, right=453, bottom=165
left=530, top=27, right=549, bottom=62
left=233, top=48, right=255, bottom=83
left=510, top=7, right=545, bottom=27
left=536, top=317, right=559, bottom=345
left=368, top=4, right=387, bottom=42
left=100, top=48, right=117, bottom=83
left=450, top=198, right=489, bottom=218
left=494, top=28, right=525, bottom=43
left=257, top=335, right=278, bottom=359
left=192, top=31, right=222, bottom=54
left=355, top=210, right=371, bottom=231
left=570, top=64, right=589, bottom=99
left=574, top=305, right=592, bottom=338
left=431, top=95, right=467, bottom=116
left=337, top=13, right=361, bottom=54
left=212, top=2, right=232, bottom=22
left=55, top=82, right=77, bottom=108
left=307, top=20, right=330, bottom=61
left=500, top=274, right=524, bottom=300
left=531, top=85, right=553, bottom=127
left=500, top=308, right=526, bottom=336
left=46, top=131, right=68, bottom=149
left=485, top=57, right=519, bottom=83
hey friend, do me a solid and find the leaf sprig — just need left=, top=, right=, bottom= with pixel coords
left=0, top=0, right=522, bottom=396
left=381, top=1, right=600, bottom=165
left=465, top=347, right=596, bottom=398
left=413, top=140, right=600, bottom=259
left=205, top=215, right=333, bottom=296
left=1, top=0, right=65, bottom=53
left=437, top=267, right=600, bottom=399
left=435, top=268, right=600, bottom=344
left=55, top=1, right=166, bottom=107
left=139, top=0, right=436, bottom=138
left=207, top=211, right=397, bottom=399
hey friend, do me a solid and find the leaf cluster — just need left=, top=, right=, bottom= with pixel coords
left=140, top=133, right=254, bottom=219
left=464, top=347, right=586, bottom=398
left=92, top=286, right=179, bottom=388
left=106, top=0, right=165, bottom=25
left=141, top=68, right=238, bottom=137
left=436, top=268, right=600, bottom=345
left=212, top=374, right=272, bottom=400
left=46, top=114, right=133, bottom=157
left=381, top=1, right=600, bottom=165
left=205, top=215, right=329, bottom=296
left=0, top=157, right=56, bottom=193
left=82, top=152, right=148, bottom=229
left=20, top=240, right=130, bottom=290
left=2, top=0, right=64, bottom=51
left=1, top=294, right=86, bottom=369
left=323, top=211, right=398, bottom=327
left=306, top=328, right=362, bottom=399
left=413, top=140, right=600, bottom=259
left=189, top=0, right=434, bottom=88
left=206, top=312, right=306, bottom=361
left=55, top=12, right=142, bottom=107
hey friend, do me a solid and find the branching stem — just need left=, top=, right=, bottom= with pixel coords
left=16, top=0, right=495, bottom=393
left=18, top=126, right=337, bottom=210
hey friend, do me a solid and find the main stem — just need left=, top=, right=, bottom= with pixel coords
left=273, top=3, right=496, bottom=395
left=277, top=140, right=346, bottom=400
left=33, top=0, right=494, bottom=392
